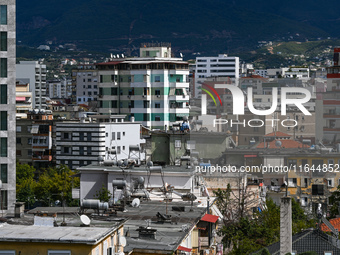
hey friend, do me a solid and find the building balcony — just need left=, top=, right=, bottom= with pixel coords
left=169, top=70, right=189, bottom=75
left=169, top=108, right=189, bottom=114
left=32, top=155, right=52, bottom=161
left=168, top=95, right=189, bottom=101
left=169, top=82, right=189, bottom=88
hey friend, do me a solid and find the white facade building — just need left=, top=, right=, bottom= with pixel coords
left=16, top=61, right=47, bottom=109
left=47, top=79, right=68, bottom=99
left=56, top=119, right=145, bottom=170
left=194, top=54, right=239, bottom=98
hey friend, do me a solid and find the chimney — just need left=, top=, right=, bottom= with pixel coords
left=280, top=197, right=292, bottom=255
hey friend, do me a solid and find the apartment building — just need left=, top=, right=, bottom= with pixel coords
left=0, top=0, right=16, bottom=214
left=72, top=64, right=99, bottom=104
left=16, top=61, right=47, bottom=109
left=47, top=78, right=69, bottom=99
left=194, top=54, right=239, bottom=98
left=56, top=116, right=145, bottom=170
left=97, top=43, right=190, bottom=130
left=316, top=47, right=340, bottom=145
left=16, top=79, right=32, bottom=118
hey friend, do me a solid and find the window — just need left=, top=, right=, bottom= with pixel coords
left=0, top=251, right=15, bottom=255
left=0, top=5, right=7, bottom=25
left=0, top=138, right=7, bottom=157
left=117, top=132, right=121, bottom=140
left=324, top=252, right=333, bottom=255
left=0, top=164, right=7, bottom=183
left=288, top=178, right=297, bottom=187
left=328, top=159, right=334, bottom=166
left=112, top=132, right=115, bottom=140
left=117, top=146, right=121, bottom=154
left=16, top=138, right=21, bottom=144
left=47, top=251, right=71, bottom=255
left=288, top=159, right=297, bottom=167
left=0, top=84, right=6, bottom=104
left=0, top=32, right=7, bottom=51
left=155, top=89, right=161, bottom=96
left=155, top=116, right=161, bottom=121
left=155, top=103, right=160, bottom=108
left=155, top=76, right=161, bottom=82
left=16, top=126, right=21, bottom=132
left=0, top=190, right=7, bottom=210
left=16, top=150, right=21, bottom=156
left=0, top=111, right=6, bottom=130
left=143, top=100, right=150, bottom=108
left=123, top=132, right=125, bottom=136
left=175, top=140, right=181, bottom=148
left=63, top=147, right=70, bottom=154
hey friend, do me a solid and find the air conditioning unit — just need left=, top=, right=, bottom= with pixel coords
left=157, top=95, right=161, bottom=98
left=142, top=95, right=146, bottom=98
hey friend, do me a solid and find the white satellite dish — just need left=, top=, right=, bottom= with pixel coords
left=132, top=198, right=140, bottom=208
left=180, top=53, right=183, bottom=58
left=116, top=54, right=120, bottom=58
left=121, top=54, right=125, bottom=58
left=80, top=215, right=91, bottom=226
left=119, top=236, right=127, bottom=247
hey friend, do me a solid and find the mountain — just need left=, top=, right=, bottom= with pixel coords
left=16, top=0, right=340, bottom=56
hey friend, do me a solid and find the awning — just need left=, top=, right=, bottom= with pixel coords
left=244, top=155, right=257, bottom=158
left=16, top=97, right=26, bottom=101
left=201, top=214, right=219, bottom=223
left=177, top=246, right=192, bottom=252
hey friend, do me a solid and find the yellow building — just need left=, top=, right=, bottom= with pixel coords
left=287, top=153, right=340, bottom=207
left=0, top=222, right=125, bottom=255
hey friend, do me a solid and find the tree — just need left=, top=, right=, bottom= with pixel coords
left=214, top=185, right=315, bottom=254
left=94, top=184, right=112, bottom=202
left=16, top=163, right=37, bottom=207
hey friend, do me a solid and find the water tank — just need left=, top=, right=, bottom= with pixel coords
left=99, top=202, right=109, bottom=210
left=81, top=199, right=100, bottom=209
left=112, top=180, right=127, bottom=189
left=103, top=160, right=116, bottom=166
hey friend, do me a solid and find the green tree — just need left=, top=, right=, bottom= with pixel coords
left=94, top=184, right=112, bottom=202
left=16, top=162, right=37, bottom=207
left=34, top=165, right=79, bottom=206
left=214, top=185, right=315, bottom=254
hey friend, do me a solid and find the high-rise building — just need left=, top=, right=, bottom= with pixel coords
left=194, top=54, right=239, bottom=98
left=316, top=47, right=340, bottom=145
left=0, top=0, right=16, bottom=214
left=16, top=61, right=47, bottom=110
left=97, top=43, right=190, bottom=129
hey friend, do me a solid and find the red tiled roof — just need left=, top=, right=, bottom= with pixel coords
left=201, top=214, right=219, bottom=223
left=264, top=131, right=291, bottom=137
left=320, top=218, right=340, bottom=232
left=256, top=139, right=309, bottom=149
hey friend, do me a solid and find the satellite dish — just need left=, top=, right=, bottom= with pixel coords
left=275, top=140, right=282, bottom=148
left=121, top=54, right=125, bottom=58
left=117, top=160, right=123, bottom=167
left=119, top=236, right=127, bottom=247
left=80, top=215, right=91, bottom=225
left=147, top=161, right=153, bottom=167
left=180, top=53, right=183, bottom=58
left=132, top=198, right=140, bottom=208
left=116, top=54, right=120, bottom=58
